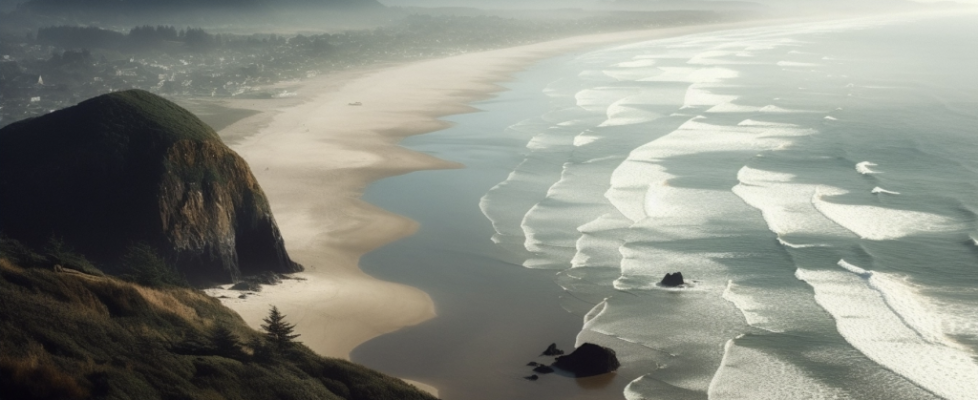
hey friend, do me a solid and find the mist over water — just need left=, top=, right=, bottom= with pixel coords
left=479, top=12, right=978, bottom=400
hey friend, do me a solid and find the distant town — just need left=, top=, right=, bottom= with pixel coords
left=0, top=11, right=727, bottom=127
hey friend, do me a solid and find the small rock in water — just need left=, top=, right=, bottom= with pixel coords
left=660, top=272, right=685, bottom=287
left=541, top=343, right=565, bottom=356
left=532, top=365, right=555, bottom=374
left=238, top=294, right=247, bottom=299
left=524, top=375, right=539, bottom=381
left=527, top=361, right=538, bottom=366
left=230, top=281, right=261, bottom=292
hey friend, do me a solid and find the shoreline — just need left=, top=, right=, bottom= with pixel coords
left=198, top=17, right=800, bottom=397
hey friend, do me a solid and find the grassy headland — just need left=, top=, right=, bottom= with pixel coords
left=0, top=236, right=437, bottom=400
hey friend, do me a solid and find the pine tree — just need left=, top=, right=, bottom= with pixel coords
left=210, top=324, right=243, bottom=358
left=261, top=306, right=300, bottom=350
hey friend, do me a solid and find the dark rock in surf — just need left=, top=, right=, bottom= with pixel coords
left=532, top=365, right=554, bottom=374
left=524, top=374, right=539, bottom=381
left=552, top=343, right=620, bottom=377
left=527, top=361, right=538, bottom=366
left=660, top=272, right=685, bottom=287
left=230, top=281, right=262, bottom=292
left=541, top=343, right=564, bottom=356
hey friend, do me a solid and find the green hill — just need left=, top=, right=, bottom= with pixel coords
left=0, top=90, right=300, bottom=285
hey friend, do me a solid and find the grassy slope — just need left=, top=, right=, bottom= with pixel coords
left=0, top=244, right=437, bottom=400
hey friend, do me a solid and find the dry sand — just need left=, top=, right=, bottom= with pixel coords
left=199, top=18, right=791, bottom=396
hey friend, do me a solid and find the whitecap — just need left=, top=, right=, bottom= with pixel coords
left=856, top=161, right=879, bottom=174
left=837, top=259, right=872, bottom=277
left=598, top=101, right=662, bottom=127
left=708, top=102, right=759, bottom=113
left=812, top=186, right=961, bottom=240
left=871, top=187, right=900, bottom=195
left=688, top=50, right=735, bottom=65
left=759, top=105, right=814, bottom=113
left=615, top=59, right=657, bottom=68
left=777, top=61, right=821, bottom=67
left=638, top=66, right=697, bottom=82
left=777, top=237, right=826, bottom=248
left=684, top=84, right=739, bottom=108
left=737, top=119, right=799, bottom=127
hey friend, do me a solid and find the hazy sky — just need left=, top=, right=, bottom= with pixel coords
left=376, top=0, right=978, bottom=7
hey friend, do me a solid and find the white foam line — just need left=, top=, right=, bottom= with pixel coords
left=812, top=186, right=961, bottom=240
left=723, top=281, right=781, bottom=333
left=797, top=263, right=978, bottom=400
left=777, top=60, right=821, bottom=67
left=871, top=187, right=900, bottom=195
left=708, top=338, right=853, bottom=400
left=777, top=237, right=826, bottom=248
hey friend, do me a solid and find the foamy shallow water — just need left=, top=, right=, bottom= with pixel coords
left=479, top=12, right=978, bottom=400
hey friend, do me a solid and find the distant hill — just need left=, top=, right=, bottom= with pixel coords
left=19, top=0, right=384, bottom=14
left=2, top=0, right=388, bottom=30
left=0, top=90, right=300, bottom=285
left=0, top=244, right=437, bottom=400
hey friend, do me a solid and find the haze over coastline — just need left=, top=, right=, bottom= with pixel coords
left=203, top=19, right=782, bottom=360
left=3, top=0, right=977, bottom=399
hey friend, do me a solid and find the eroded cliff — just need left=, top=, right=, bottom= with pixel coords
left=0, top=89, right=300, bottom=284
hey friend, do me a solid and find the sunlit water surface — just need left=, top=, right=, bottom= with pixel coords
left=358, top=12, right=978, bottom=400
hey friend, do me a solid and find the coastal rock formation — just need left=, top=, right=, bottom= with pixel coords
left=660, top=272, right=685, bottom=287
left=541, top=343, right=565, bottom=356
left=552, top=343, right=620, bottom=377
left=533, top=364, right=555, bottom=374
left=0, top=90, right=301, bottom=285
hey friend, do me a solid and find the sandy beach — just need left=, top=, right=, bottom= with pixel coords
left=195, top=18, right=792, bottom=397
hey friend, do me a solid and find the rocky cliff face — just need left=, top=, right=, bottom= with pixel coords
left=0, top=89, right=300, bottom=284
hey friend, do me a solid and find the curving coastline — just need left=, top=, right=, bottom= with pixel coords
left=197, top=18, right=794, bottom=396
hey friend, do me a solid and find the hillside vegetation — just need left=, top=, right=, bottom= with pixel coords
left=0, top=237, right=437, bottom=400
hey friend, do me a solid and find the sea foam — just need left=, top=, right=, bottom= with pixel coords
left=855, top=161, right=879, bottom=174
left=732, top=166, right=853, bottom=238
left=871, top=186, right=900, bottom=195
left=708, top=339, right=851, bottom=400
left=796, top=262, right=978, bottom=400
left=812, top=186, right=962, bottom=240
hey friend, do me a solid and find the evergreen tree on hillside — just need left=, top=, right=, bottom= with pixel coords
left=210, top=324, right=243, bottom=358
left=261, top=306, right=300, bottom=350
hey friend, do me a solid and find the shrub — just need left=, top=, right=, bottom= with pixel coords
left=119, top=243, right=185, bottom=287
left=0, top=235, right=47, bottom=267
left=210, top=325, right=244, bottom=359
left=44, top=236, right=104, bottom=276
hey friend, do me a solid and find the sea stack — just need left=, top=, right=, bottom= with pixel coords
left=552, top=343, right=620, bottom=377
left=0, top=90, right=301, bottom=284
left=541, top=343, right=565, bottom=356
left=660, top=272, right=685, bottom=287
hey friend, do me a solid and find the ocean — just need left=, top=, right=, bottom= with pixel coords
left=354, top=11, right=978, bottom=400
